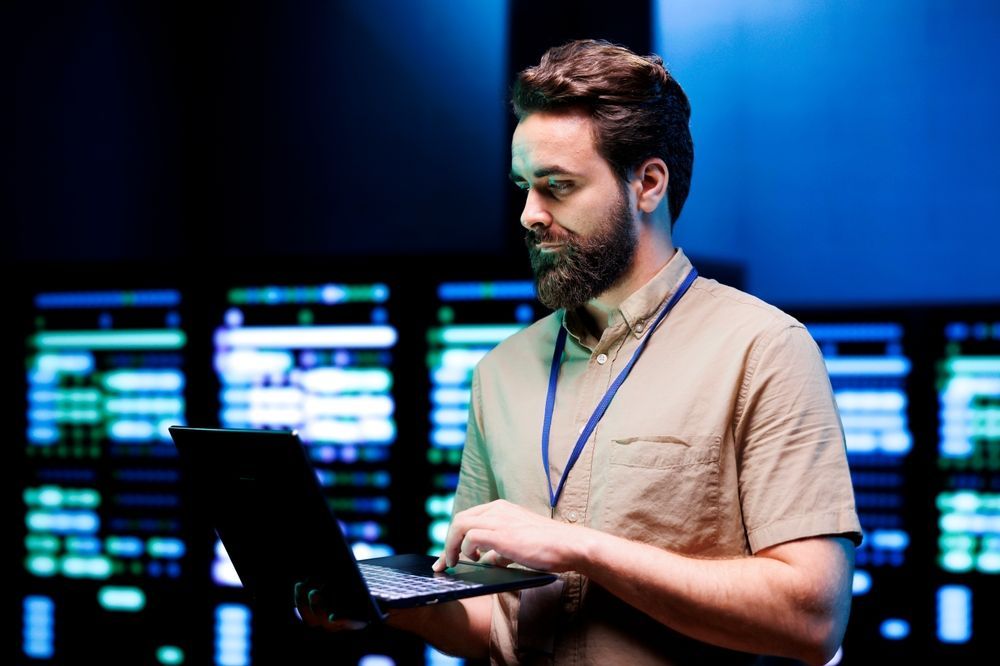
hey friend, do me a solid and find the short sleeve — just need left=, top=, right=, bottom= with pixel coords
left=452, top=363, right=499, bottom=516
left=734, top=324, right=863, bottom=553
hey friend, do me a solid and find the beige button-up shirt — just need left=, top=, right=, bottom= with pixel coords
left=453, top=248, right=862, bottom=665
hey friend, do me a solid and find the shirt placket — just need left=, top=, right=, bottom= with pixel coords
left=554, top=324, right=628, bottom=629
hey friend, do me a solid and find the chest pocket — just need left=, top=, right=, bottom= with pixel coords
left=602, top=434, right=721, bottom=554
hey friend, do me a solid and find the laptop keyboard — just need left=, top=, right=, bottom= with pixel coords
left=358, top=562, right=484, bottom=601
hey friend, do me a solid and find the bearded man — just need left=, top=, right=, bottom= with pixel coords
left=299, top=39, right=861, bottom=666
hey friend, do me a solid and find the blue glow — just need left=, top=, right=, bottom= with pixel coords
left=297, top=367, right=393, bottom=393
left=353, top=542, right=394, bottom=559
left=426, top=645, right=465, bottom=666
left=432, top=408, right=469, bottom=427
left=437, top=325, right=523, bottom=344
left=116, top=494, right=180, bottom=508
left=359, top=656, right=395, bottom=666
left=22, top=596, right=54, bottom=659
left=33, top=330, right=186, bottom=350
left=33, top=352, right=95, bottom=375
left=432, top=366, right=469, bottom=386
left=852, top=570, right=871, bottom=595
left=835, top=390, right=906, bottom=411
left=841, top=414, right=907, bottom=431
left=653, top=1, right=1000, bottom=304
left=147, top=537, right=185, bottom=558
left=225, top=308, right=244, bottom=327
left=432, top=388, right=471, bottom=407
left=948, top=359, right=1000, bottom=375
left=871, top=530, right=910, bottom=551
left=27, top=510, right=100, bottom=534
left=61, top=555, right=112, bottom=578
left=109, top=420, right=157, bottom=442
left=106, top=536, right=144, bottom=557
left=825, top=357, right=912, bottom=377
left=438, top=281, right=536, bottom=301
left=880, top=619, right=910, bottom=640
left=106, top=397, right=184, bottom=415
left=98, top=586, right=146, bottom=611
left=36, top=290, right=181, bottom=309
left=28, top=426, right=59, bottom=444
left=311, top=285, right=342, bottom=303
left=299, top=394, right=394, bottom=417
left=937, top=585, right=972, bottom=643
left=157, top=645, right=185, bottom=665
left=215, top=349, right=294, bottom=381
left=439, top=349, right=487, bottom=369
left=215, top=603, right=251, bottom=666
left=103, top=370, right=185, bottom=392
left=940, top=437, right=974, bottom=458
left=214, top=325, right=397, bottom=349
left=115, top=468, right=179, bottom=483
left=27, top=407, right=57, bottom=423
left=432, top=428, right=466, bottom=448
left=806, top=323, right=905, bottom=342
left=65, top=536, right=101, bottom=554
left=946, top=322, right=970, bottom=341
left=29, top=389, right=58, bottom=403
left=298, top=418, right=395, bottom=445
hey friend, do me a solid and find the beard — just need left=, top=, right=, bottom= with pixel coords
left=526, top=185, right=638, bottom=311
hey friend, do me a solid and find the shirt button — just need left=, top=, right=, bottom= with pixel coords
left=635, top=322, right=645, bottom=333
left=596, top=353, right=608, bottom=365
left=566, top=511, right=578, bottom=523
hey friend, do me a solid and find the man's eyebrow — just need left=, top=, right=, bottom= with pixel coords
left=508, top=165, right=582, bottom=182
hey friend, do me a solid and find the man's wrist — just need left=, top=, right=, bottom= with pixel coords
left=384, top=604, right=436, bottom=633
left=568, top=525, right=606, bottom=575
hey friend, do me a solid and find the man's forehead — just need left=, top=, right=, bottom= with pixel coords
left=510, top=110, right=599, bottom=176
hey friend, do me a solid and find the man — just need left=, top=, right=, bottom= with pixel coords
left=298, top=39, right=861, bottom=665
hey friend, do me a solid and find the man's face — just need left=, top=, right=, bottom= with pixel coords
left=510, top=110, right=638, bottom=311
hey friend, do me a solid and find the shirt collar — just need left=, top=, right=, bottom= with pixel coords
left=562, top=247, right=694, bottom=344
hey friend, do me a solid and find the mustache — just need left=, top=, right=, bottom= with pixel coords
left=524, top=228, right=572, bottom=247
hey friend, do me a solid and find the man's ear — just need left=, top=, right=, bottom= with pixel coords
left=632, top=158, right=669, bottom=214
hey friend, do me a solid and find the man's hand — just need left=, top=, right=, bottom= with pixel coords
left=293, top=582, right=369, bottom=631
left=433, top=499, right=585, bottom=572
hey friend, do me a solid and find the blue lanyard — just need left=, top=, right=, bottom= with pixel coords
left=542, top=268, right=698, bottom=508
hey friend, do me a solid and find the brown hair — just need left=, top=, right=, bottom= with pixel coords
left=512, top=39, right=694, bottom=227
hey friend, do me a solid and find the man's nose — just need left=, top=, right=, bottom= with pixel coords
left=520, top=189, right=552, bottom=231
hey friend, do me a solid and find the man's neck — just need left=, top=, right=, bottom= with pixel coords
left=580, top=235, right=676, bottom=339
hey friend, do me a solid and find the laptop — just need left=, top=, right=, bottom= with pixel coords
left=168, top=426, right=557, bottom=623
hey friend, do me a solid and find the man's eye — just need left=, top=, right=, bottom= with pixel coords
left=548, top=181, right=572, bottom=193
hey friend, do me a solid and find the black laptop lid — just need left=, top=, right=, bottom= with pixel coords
left=169, top=426, right=383, bottom=622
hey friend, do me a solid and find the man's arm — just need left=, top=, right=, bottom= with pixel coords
left=437, top=499, right=854, bottom=666
left=385, top=595, right=492, bottom=659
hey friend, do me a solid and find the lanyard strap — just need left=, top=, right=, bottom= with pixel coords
left=542, top=268, right=698, bottom=508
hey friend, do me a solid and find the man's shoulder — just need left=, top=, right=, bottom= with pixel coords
left=477, top=310, right=561, bottom=375
left=689, top=277, right=803, bottom=334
